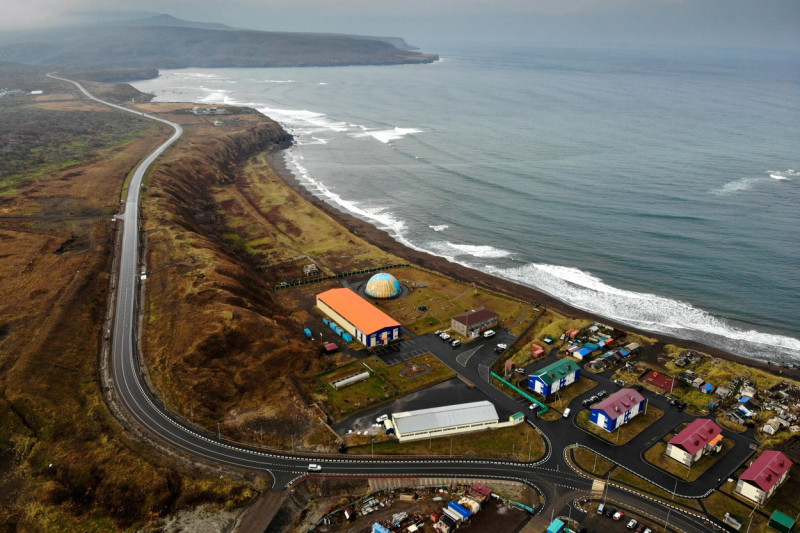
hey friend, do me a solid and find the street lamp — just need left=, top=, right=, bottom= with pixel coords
left=371, top=438, right=375, bottom=457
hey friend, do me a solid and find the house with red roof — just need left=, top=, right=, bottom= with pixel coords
left=735, top=450, right=793, bottom=505
left=451, top=307, right=498, bottom=338
left=665, top=419, right=723, bottom=467
left=589, top=388, right=646, bottom=431
left=317, top=288, right=401, bottom=348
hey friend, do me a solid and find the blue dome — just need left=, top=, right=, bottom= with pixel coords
left=365, top=272, right=402, bottom=298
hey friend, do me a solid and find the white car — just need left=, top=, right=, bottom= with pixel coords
left=308, top=463, right=322, bottom=471
left=483, top=330, right=496, bottom=338
left=627, top=519, right=638, bottom=529
left=440, top=333, right=451, bottom=341
left=376, top=414, right=389, bottom=423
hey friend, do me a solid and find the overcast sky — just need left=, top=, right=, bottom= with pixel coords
left=3, top=0, right=799, bottom=52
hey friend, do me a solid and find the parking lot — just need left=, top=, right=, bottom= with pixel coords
left=369, top=339, right=428, bottom=366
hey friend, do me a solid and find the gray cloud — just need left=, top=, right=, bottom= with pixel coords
left=2, top=0, right=798, bottom=52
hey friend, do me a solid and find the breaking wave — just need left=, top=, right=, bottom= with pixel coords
left=429, top=224, right=449, bottom=232
left=711, top=176, right=764, bottom=196
left=487, top=262, right=800, bottom=362
left=427, top=241, right=514, bottom=261
left=351, top=127, right=423, bottom=144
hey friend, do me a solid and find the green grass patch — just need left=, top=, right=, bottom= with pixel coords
left=576, top=406, right=664, bottom=445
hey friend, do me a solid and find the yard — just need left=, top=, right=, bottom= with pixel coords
left=643, top=437, right=734, bottom=482
left=318, top=354, right=456, bottom=419
left=576, top=406, right=665, bottom=446
left=347, top=423, right=546, bottom=462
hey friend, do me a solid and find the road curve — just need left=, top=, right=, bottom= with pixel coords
left=45, top=75, right=723, bottom=531
left=44, top=74, right=553, bottom=487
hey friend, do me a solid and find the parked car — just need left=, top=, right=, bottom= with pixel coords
left=613, top=511, right=625, bottom=521
left=589, top=395, right=599, bottom=403
left=434, top=330, right=442, bottom=335
left=635, top=524, right=645, bottom=533
left=597, top=504, right=605, bottom=515
left=450, top=339, right=461, bottom=348
left=376, top=414, right=388, bottom=423
left=597, top=389, right=607, bottom=398
left=483, top=330, right=496, bottom=338
left=515, top=368, right=526, bottom=374
left=627, top=519, right=638, bottom=529
left=494, top=343, right=508, bottom=353
left=614, top=379, right=626, bottom=386
left=643, top=528, right=652, bottom=533
left=582, top=399, right=591, bottom=407
left=606, top=507, right=617, bottom=517
left=440, top=333, right=451, bottom=341
left=633, top=384, right=644, bottom=392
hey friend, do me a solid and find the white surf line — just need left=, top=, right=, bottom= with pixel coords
left=456, top=344, right=484, bottom=366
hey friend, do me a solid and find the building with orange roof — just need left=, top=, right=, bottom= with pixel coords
left=316, top=288, right=401, bottom=348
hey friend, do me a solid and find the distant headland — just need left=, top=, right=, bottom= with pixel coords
left=0, top=14, right=439, bottom=72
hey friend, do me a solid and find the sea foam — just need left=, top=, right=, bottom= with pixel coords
left=488, top=262, right=800, bottom=362
left=427, top=241, right=513, bottom=260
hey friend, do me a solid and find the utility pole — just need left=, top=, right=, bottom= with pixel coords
left=217, top=420, right=220, bottom=440
left=672, top=478, right=678, bottom=500
left=664, top=507, right=672, bottom=533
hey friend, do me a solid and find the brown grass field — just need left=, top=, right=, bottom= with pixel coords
left=0, top=66, right=270, bottom=531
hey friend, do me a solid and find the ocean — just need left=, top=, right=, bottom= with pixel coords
left=131, top=45, right=800, bottom=363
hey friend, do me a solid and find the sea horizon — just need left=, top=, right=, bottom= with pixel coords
left=132, top=44, right=800, bottom=363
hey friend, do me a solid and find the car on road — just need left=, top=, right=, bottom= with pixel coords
left=627, top=519, right=638, bottom=529
left=483, top=330, right=496, bottom=338
left=562, top=408, right=571, bottom=418
left=494, top=343, right=507, bottom=353
left=613, top=511, right=625, bottom=521
left=597, top=389, right=607, bottom=398
left=614, top=379, right=626, bottom=386
left=308, top=463, right=322, bottom=471
left=450, top=339, right=461, bottom=348
left=376, top=414, right=388, bottom=423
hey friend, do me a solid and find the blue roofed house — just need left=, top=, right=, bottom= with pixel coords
left=528, top=359, right=580, bottom=397
left=590, top=388, right=646, bottom=431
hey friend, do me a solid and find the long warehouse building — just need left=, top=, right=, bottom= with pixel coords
left=388, top=401, right=524, bottom=442
left=316, top=287, right=402, bottom=348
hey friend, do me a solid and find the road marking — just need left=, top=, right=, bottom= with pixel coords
left=456, top=344, right=483, bottom=366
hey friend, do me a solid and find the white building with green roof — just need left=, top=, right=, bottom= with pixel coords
left=528, top=359, right=580, bottom=396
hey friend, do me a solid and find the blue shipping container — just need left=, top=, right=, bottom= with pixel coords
left=449, top=501, right=471, bottom=519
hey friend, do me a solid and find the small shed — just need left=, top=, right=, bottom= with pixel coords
left=702, top=383, right=716, bottom=394
left=531, top=343, right=545, bottom=357
left=546, top=519, right=566, bottom=533
left=768, top=509, right=796, bottom=533
left=715, top=386, right=732, bottom=398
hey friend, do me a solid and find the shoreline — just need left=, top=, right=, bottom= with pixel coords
left=265, top=150, right=800, bottom=382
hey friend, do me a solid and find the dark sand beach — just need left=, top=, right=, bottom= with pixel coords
left=266, top=152, right=800, bottom=382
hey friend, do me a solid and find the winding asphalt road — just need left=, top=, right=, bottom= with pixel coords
left=49, top=75, right=730, bottom=532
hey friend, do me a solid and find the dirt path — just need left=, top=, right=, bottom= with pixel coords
left=235, top=491, right=289, bottom=533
